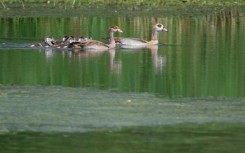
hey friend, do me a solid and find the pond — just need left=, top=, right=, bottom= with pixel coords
left=0, top=6, right=245, bottom=153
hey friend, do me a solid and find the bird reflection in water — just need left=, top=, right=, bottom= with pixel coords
left=148, top=45, right=167, bottom=73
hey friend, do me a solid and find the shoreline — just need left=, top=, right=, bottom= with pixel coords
left=0, top=3, right=244, bottom=17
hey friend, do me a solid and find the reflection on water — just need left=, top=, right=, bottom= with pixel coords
left=108, top=49, right=122, bottom=75
left=149, top=45, right=167, bottom=73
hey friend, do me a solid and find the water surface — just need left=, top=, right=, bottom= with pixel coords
left=0, top=9, right=244, bottom=97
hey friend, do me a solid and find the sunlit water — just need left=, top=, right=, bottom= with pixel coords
left=0, top=7, right=245, bottom=153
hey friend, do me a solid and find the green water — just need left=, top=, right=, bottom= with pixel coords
left=0, top=86, right=244, bottom=152
left=0, top=6, right=245, bottom=153
left=1, top=125, right=244, bottom=153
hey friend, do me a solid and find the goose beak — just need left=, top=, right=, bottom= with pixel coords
left=118, top=29, right=123, bottom=33
left=162, top=27, right=168, bottom=32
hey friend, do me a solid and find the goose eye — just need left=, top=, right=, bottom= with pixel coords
left=111, top=25, right=117, bottom=29
left=157, top=24, right=162, bottom=28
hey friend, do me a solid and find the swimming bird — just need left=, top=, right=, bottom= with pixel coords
left=30, top=36, right=55, bottom=47
left=68, top=25, right=123, bottom=51
left=56, top=36, right=76, bottom=48
left=119, top=23, right=168, bottom=48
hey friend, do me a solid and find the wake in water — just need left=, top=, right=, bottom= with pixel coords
left=0, top=37, right=42, bottom=50
left=0, top=42, right=32, bottom=50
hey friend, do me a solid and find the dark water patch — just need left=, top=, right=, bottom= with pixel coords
left=0, top=124, right=244, bottom=153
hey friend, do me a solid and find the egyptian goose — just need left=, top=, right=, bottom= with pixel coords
left=68, top=25, right=123, bottom=51
left=119, top=23, right=167, bottom=48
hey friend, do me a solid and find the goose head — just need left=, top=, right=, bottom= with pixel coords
left=109, top=25, right=123, bottom=33
left=154, top=23, right=168, bottom=32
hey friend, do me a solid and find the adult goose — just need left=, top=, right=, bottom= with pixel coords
left=68, top=25, right=123, bottom=51
left=119, top=23, right=167, bottom=48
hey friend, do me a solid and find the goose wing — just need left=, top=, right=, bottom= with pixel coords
left=68, top=40, right=109, bottom=50
left=120, top=38, right=148, bottom=46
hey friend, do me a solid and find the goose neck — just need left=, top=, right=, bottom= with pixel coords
left=151, top=28, right=158, bottom=41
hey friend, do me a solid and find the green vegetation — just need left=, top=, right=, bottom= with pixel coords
left=1, top=0, right=245, bottom=9
left=1, top=0, right=244, bottom=17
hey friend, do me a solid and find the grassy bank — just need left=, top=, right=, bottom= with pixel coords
left=0, top=0, right=244, bottom=17
left=1, top=0, right=245, bottom=9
